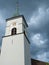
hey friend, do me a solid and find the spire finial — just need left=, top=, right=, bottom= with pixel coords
left=13, top=0, right=19, bottom=16
left=16, top=0, right=19, bottom=16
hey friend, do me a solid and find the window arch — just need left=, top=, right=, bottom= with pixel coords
left=11, top=28, right=17, bottom=35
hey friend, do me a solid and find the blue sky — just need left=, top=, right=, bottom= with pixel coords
left=0, top=0, right=49, bottom=62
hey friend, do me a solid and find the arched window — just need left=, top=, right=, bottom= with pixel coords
left=11, top=28, right=17, bottom=35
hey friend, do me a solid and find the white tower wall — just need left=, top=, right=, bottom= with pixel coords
left=0, top=15, right=31, bottom=65
left=5, top=17, right=23, bottom=36
left=1, top=34, right=24, bottom=65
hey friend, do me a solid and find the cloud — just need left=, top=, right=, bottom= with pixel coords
left=30, top=33, right=48, bottom=61
left=28, top=7, right=49, bottom=33
left=36, top=52, right=49, bottom=62
left=28, top=6, right=49, bottom=40
left=0, top=10, right=6, bottom=45
left=0, top=12, right=5, bottom=24
left=37, top=52, right=47, bottom=62
left=31, top=33, right=48, bottom=46
left=28, top=6, right=49, bottom=62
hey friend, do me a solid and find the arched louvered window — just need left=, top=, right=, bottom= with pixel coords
left=11, top=28, right=17, bottom=35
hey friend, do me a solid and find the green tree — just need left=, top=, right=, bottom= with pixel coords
left=46, top=63, right=49, bottom=65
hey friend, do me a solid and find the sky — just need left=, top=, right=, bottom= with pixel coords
left=0, top=0, right=49, bottom=63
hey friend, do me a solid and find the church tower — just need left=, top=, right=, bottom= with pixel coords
left=0, top=15, right=31, bottom=65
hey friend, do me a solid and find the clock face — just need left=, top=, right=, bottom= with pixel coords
left=12, top=22, right=16, bottom=26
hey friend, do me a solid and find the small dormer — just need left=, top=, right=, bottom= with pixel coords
left=5, top=15, right=28, bottom=36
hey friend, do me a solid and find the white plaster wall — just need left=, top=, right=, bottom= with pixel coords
left=6, top=17, right=23, bottom=27
left=22, top=18, right=28, bottom=36
left=0, top=16, right=31, bottom=65
left=24, top=36, right=31, bottom=65
left=5, top=17, right=23, bottom=36
left=0, top=34, right=31, bottom=65
left=1, top=34, right=25, bottom=65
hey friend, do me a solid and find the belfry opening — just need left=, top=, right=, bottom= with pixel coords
left=11, top=28, right=17, bottom=35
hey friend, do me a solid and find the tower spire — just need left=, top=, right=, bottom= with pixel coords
left=13, top=0, right=19, bottom=16
left=16, top=0, right=19, bottom=16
